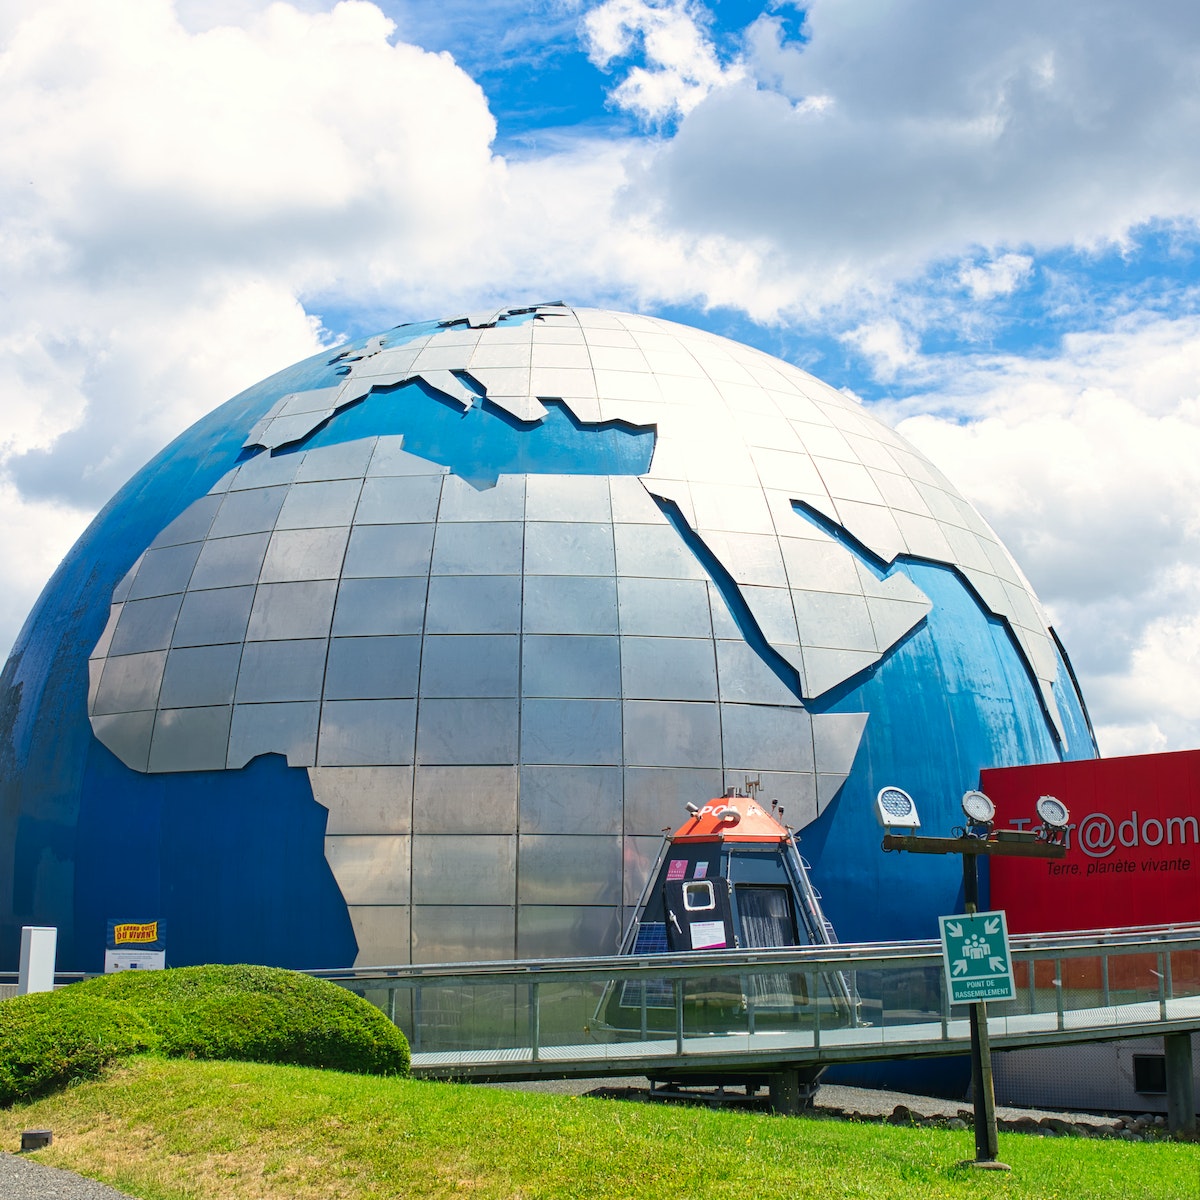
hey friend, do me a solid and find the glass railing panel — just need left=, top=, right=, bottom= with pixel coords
left=396, top=982, right=526, bottom=1055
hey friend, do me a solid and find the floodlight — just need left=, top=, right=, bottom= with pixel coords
left=1035, top=795, right=1069, bottom=829
left=961, top=790, right=995, bottom=825
left=875, top=786, right=920, bottom=830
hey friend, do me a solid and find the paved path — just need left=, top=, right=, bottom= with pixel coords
left=0, top=1152, right=135, bottom=1199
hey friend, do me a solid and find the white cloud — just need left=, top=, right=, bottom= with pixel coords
left=841, top=318, right=919, bottom=381
left=630, top=1, right=1200, bottom=292
left=957, top=253, right=1033, bottom=301
left=890, top=314, right=1200, bottom=753
left=582, top=0, right=744, bottom=122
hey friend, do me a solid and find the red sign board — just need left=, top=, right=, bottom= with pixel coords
left=984, top=749, right=1200, bottom=934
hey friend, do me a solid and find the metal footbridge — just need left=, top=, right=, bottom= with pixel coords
left=323, top=923, right=1200, bottom=1084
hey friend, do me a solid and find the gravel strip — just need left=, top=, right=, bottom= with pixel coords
left=0, top=1151, right=136, bottom=1200
left=489, top=1076, right=1154, bottom=1137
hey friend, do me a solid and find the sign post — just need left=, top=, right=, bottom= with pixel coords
left=883, top=828, right=1066, bottom=1169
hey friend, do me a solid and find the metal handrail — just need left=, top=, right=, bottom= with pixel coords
left=309, top=923, right=1200, bottom=990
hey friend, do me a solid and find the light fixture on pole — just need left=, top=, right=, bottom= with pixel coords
left=961, top=790, right=995, bottom=837
left=875, top=786, right=920, bottom=831
left=1035, top=795, right=1070, bottom=845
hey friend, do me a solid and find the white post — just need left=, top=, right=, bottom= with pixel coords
left=17, top=926, right=57, bottom=994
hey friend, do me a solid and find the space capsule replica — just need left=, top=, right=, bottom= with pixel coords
left=599, top=785, right=856, bottom=1043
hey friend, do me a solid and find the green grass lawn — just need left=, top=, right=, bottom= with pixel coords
left=2, top=1057, right=1197, bottom=1200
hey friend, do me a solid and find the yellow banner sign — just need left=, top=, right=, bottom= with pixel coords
left=113, top=921, right=158, bottom=945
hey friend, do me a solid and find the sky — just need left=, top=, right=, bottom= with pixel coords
left=3, top=0, right=1200, bottom=757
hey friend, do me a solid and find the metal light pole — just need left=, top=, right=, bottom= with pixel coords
left=883, top=824, right=1067, bottom=1168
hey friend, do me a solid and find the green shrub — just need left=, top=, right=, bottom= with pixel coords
left=73, top=964, right=410, bottom=1076
left=0, top=989, right=158, bottom=1106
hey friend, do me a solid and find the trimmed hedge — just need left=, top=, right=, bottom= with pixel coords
left=73, top=965, right=410, bottom=1076
left=0, top=965, right=409, bottom=1106
left=0, top=989, right=158, bottom=1105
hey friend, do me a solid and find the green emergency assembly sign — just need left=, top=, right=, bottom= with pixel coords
left=939, top=910, right=1016, bottom=1004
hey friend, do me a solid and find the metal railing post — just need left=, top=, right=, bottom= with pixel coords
left=529, top=982, right=540, bottom=1062
left=1054, top=959, right=1064, bottom=1031
left=941, top=969, right=951, bottom=1040
left=674, top=978, right=684, bottom=1056
left=812, top=971, right=821, bottom=1049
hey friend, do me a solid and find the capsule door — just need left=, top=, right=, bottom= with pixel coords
left=664, top=877, right=734, bottom=951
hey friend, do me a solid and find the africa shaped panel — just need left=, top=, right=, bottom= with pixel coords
left=235, top=639, right=327, bottom=703
left=413, top=765, right=518, bottom=834
left=324, top=835, right=411, bottom=906
left=416, top=698, right=519, bottom=766
left=190, top=534, right=271, bottom=591
left=517, top=835, right=622, bottom=906
left=516, top=905, right=621, bottom=960
left=308, top=765, right=414, bottom=834
left=419, top=635, right=519, bottom=699
left=109, top=595, right=184, bottom=656
left=227, top=701, right=320, bottom=768
left=518, top=765, right=623, bottom=835
left=332, top=577, right=428, bottom=637
left=318, top=699, right=417, bottom=767
left=246, top=581, right=338, bottom=641
left=127, top=542, right=203, bottom=600
left=411, top=836, right=516, bottom=906
left=344, top=905, right=410, bottom=967
left=159, top=643, right=242, bottom=709
left=209, top=486, right=288, bottom=539
left=148, top=704, right=231, bottom=773
left=259, top=526, right=350, bottom=584
left=342, top=524, right=435, bottom=579
left=410, top=905, right=515, bottom=965
left=324, top=636, right=421, bottom=700
left=93, top=650, right=167, bottom=715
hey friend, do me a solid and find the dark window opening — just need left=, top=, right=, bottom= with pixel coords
left=1133, top=1054, right=1167, bottom=1094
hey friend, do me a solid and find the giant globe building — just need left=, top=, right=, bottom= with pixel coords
left=0, top=304, right=1095, bottom=973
